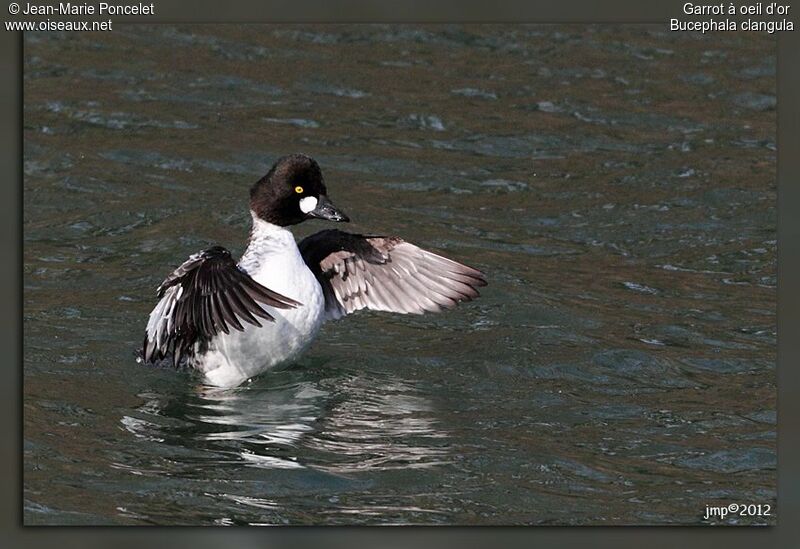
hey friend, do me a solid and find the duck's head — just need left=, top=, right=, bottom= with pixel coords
left=250, top=154, right=350, bottom=227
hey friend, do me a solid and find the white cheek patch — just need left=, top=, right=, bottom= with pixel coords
left=299, top=196, right=318, bottom=214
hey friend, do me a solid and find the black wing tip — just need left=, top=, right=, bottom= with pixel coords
left=140, top=334, right=164, bottom=365
left=456, top=263, right=487, bottom=287
left=240, top=277, right=302, bottom=311
left=451, top=259, right=487, bottom=285
left=414, top=244, right=487, bottom=287
left=459, top=268, right=488, bottom=290
left=260, top=287, right=303, bottom=310
left=472, top=271, right=488, bottom=287
left=135, top=342, right=147, bottom=364
left=140, top=333, right=193, bottom=370
left=451, top=288, right=481, bottom=306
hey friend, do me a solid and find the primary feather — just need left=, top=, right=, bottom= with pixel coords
left=142, top=246, right=300, bottom=367
left=299, top=229, right=487, bottom=321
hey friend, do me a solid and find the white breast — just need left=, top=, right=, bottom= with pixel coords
left=195, top=216, right=324, bottom=387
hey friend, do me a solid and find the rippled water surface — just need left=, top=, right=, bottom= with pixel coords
left=23, top=25, right=776, bottom=525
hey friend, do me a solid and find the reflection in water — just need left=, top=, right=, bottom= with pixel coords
left=307, top=376, right=449, bottom=472
left=119, top=369, right=448, bottom=476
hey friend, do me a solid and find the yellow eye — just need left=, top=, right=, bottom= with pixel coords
left=294, top=186, right=304, bottom=194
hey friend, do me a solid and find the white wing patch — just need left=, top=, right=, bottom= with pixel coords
left=145, top=284, right=181, bottom=352
left=299, top=196, right=318, bottom=214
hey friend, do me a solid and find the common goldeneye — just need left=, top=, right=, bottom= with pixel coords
left=141, top=154, right=487, bottom=387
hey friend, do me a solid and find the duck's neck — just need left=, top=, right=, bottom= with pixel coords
left=238, top=211, right=299, bottom=273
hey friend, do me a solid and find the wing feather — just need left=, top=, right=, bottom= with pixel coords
left=141, top=246, right=300, bottom=366
left=298, top=229, right=486, bottom=321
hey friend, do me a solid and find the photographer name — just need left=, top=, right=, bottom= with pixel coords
left=22, top=2, right=155, bottom=15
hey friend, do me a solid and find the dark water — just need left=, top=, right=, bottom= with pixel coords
left=23, top=25, right=776, bottom=525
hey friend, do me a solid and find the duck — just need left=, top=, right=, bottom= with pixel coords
left=141, top=154, right=487, bottom=387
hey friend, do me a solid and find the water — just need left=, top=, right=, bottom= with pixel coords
left=23, top=25, right=776, bottom=525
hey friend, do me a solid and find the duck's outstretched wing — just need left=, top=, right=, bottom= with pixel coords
left=142, top=246, right=300, bottom=367
left=298, top=229, right=486, bottom=321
